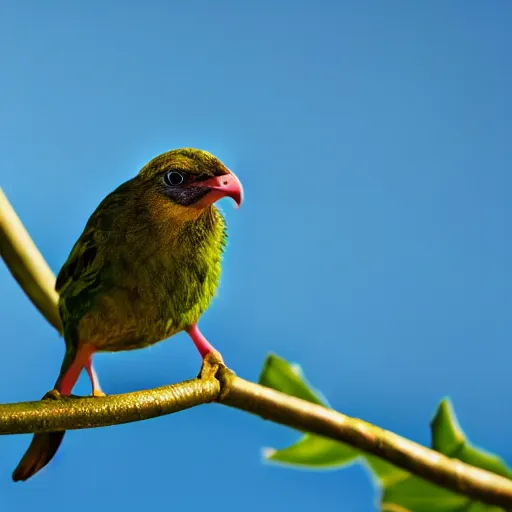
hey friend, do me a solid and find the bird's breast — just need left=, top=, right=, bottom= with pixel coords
left=73, top=233, right=223, bottom=352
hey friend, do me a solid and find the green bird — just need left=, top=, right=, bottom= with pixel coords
left=12, top=148, right=243, bottom=481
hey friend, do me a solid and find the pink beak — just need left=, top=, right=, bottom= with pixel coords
left=190, top=171, right=244, bottom=208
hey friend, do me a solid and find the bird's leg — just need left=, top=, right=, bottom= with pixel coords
left=186, top=324, right=219, bottom=358
left=85, top=358, right=106, bottom=397
left=58, top=344, right=105, bottom=397
left=57, top=343, right=97, bottom=395
left=186, top=324, right=224, bottom=379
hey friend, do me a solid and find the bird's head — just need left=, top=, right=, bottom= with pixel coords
left=136, top=148, right=243, bottom=222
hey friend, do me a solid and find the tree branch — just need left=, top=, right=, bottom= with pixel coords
left=0, top=379, right=220, bottom=434
left=0, top=187, right=62, bottom=332
left=1, top=186, right=512, bottom=508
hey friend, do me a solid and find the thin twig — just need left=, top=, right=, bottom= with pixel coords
left=0, top=187, right=62, bottom=331
left=1, top=187, right=512, bottom=507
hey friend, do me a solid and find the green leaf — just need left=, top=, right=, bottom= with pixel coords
left=259, top=353, right=512, bottom=512
left=259, top=354, right=357, bottom=469
left=364, top=455, right=410, bottom=488
left=264, top=434, right=360, bottom=469
left=431, top=398, right=465, bottom=455
left=431, top=399, right=512, bottom=479
left=377, top=398, right=512, bottom=511
left=258, top=353, right=328, bottom=406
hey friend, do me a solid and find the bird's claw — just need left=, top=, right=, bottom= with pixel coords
left=198, top=350, right=225, bottom=380
left=42, top=389, right=62, bottom=401
left=197, top=350, right=236, bottom=401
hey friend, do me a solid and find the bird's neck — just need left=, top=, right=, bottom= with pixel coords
left=156, top=205, right=226, bottom=258
left=180, top=206, right=225, bottom=246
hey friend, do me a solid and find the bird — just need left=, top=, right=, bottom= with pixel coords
left=12, top=147, right=243, bottom=481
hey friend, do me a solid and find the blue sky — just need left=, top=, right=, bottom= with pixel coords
left=0, top=1, right=511, bottom=510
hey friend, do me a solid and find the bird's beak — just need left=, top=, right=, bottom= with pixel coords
left=190, top=171, right=244, bottom=208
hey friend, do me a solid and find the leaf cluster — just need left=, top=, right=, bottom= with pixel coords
left=259, top=354, right=512, bottom=512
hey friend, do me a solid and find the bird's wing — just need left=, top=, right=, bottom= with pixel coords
left=55, top=228, right=102, bottom=295
left=55, top=179, right=140, bottom=295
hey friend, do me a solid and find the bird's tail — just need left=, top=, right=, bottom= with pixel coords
left=12, top=430, right=66, bottom=482
left=12, top=346, right=85, bottom=481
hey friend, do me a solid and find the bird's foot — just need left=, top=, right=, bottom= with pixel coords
left=43, top=389, right=62, bottom=401
left=199, top=349, right=225, bottom=380
left=200, top=350, right=237, bottom=402
left=92, top=389, right=106, bottom=397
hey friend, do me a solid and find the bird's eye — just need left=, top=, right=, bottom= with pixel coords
left=165, top=171, right=185, bottom=186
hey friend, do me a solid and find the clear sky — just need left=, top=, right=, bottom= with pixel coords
left=0, top=1, right=510, bottom=511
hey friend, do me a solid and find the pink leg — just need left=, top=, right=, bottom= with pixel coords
left=85, top=358, right=105, bottom=396
left=59, top=344, right=96, bottom=395
left=186, top=324, right=216, bottom=358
